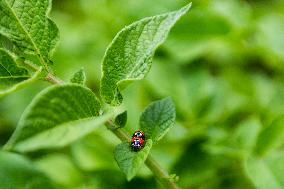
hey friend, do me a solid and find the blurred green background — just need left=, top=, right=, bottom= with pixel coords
left=1, top=0, right=284, bottom=188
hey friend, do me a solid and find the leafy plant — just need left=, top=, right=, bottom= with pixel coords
left=0, top=1, right=192, bottom=188
left=3, top=1, right=284, bottom=188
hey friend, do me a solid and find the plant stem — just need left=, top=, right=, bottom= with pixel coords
left=105, top=121, right=180, bottom=189
left=145, top=155, right=179, bottom=189
left=21, top=60, right=64, bottom=85
left=105, top=121, right=131, bottom=141
left=45, top=73, right=180, bottom=189
left=44, top=72, right=65, bottom=84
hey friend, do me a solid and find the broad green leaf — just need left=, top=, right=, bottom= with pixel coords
left=0, top=49, right=42, bottom=97
left=255, top=117, right=284, bottom=156
left=35, top=153, right=82, bottom=187
left=4, top=84, right=120, bottom=152
left=0, top=0, right=59, bottom=70
left=256, top=14, right=284, bottom=61
left=8, top=110, right=123, bottom=152
left=70, top=68, right=86, bottom=85
left=100, top=3, right=191, bottom=105
left=232, top=117, right=261, bottom=152
left=114, top=111, right=127, bottom=128
left=71, top=132, right=120, bottom=171
left=207, top=118, right=262, bottom=157
left=245, top=153, right=284, bottom=189
left=140, top=97, right=176, bottom=143
left=114, top=139, right=152, bottom=181
left=0, top=151, right=56, bottom=189
left=265, top=152, right=284, bottom=187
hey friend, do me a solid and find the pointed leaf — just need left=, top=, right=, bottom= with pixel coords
left=255, top=117, right=284, bottom=156
left=0, top=0, right=59, bottom=69
left=140, top=98, right=176, bottom=143
left=114, top=139, right=152, bottom=181
left=232, top=117, right=261, bottom=152
left=0, top=49, right=41, bottom=97
left=4, top=84, right=120, bottom=152
left=100, top=3, right=191, bottom=105
left=0, top=151, right=56, bottom=189
left=245, top=153, right=284, bottom=189
left=70, top=68, right=86, bottom=85
left=114, top=111, right=127, bottom=128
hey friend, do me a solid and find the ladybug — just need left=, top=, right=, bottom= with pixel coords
left=132, top=131, right=145, bottom=140
left=131, top=137, right=144, bottom=151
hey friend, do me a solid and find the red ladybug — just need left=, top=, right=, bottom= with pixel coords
left=131, top=137, right=144, bottom=151
left=132, top=131, right=145, bottom=140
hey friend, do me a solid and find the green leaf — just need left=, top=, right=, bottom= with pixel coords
left=266, top=152, right=284, bottom=187
left=232, top=117, right=261, bottom=153
left=0, top=34, right=14, bottom=51
left=0, top=0, right=59, bottom=70
left=70, top=68, right=86, bottom=85
left=114, top=139, right=152, bottom=181
left=4, top=84, right=124, bottom=152
left=9, top=110, right=123, bottom=152
left=0, top=49, right=42, bottom=97
left=71, top=133, right=119, bottom=171
left=245, top=153, right=284, bottom=189
left=0, top=151, right=56, bottom=189
left=35, top=153, right=83, bottom=187
left=114, top=111, right=127, bottom=128
left=205, top=118, right=262, bottom=157
left=100, top=3, right=191, bottom=105
left=140, top=97, right=176, bottom=143
left=255, top=117, right=284, bottom=156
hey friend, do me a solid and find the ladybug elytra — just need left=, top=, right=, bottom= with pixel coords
left=130, top=130, right=146, bottom=152
left=131, top=137, right=144, bottom=151
left=132, top=130, right=145, bottom=140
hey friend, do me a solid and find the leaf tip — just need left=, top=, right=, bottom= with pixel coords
left=126, top=174, right=134, bottom=181
left=114, top=111, right=128, bottom=128
left=70, top=67, right=86, bottom=85
left=177, top=2, right=192, bottom=16
left=2, top=144, right=12, bottom=151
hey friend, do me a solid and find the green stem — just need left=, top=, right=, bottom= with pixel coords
left=145, top=155, right=179, bottom=189
left=45, top=73, right=180, bottom=189
left=105, top=121, right=131, bottom=142
left=44, top=72, right=64, bottom=84
left=20, top=60, right=64, bottom=84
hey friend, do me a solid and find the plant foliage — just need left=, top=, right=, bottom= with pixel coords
left=1, top=0, right=284, bottom=188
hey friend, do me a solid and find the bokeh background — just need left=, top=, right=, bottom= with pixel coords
left=1, top=0, right=284, bottom=188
